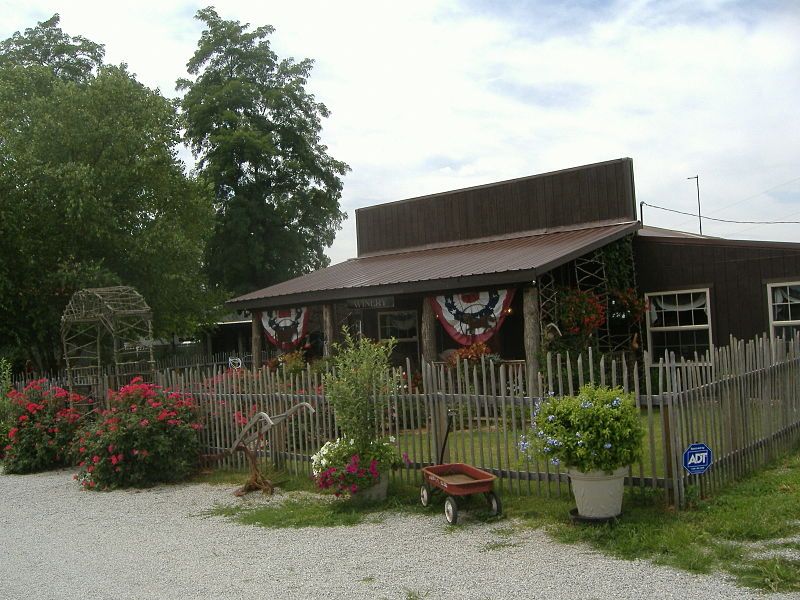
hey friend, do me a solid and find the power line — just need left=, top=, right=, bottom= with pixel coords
left=640, top=202, right=800, bottom=225
left=672, top=174, right=800, bottom=228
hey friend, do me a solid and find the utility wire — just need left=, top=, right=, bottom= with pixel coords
left=640, top=202, right=800, bottom=225
left=673, top=174, right=800, bottom=228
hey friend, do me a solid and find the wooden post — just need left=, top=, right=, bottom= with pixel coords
left=421, top=297, right=437, bottom=362
left=251, top=310, right=263, bottom=369
left=322, top=304, right=334, bottom=357
left=523, top=285, right=541, bottom=378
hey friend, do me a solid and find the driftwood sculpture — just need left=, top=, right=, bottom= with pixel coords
left=227, top=403, right=316, bottom=497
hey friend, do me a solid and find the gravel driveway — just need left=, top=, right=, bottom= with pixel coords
left=0, top=470, right=793, bottom=600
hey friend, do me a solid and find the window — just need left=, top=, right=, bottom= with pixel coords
left=767, top=282, right=800, bottom=340
left=378, top=310, right=418, bottom=342
left=645, top=289, right=712, bottom=361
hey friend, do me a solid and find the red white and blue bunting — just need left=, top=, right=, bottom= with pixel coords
left=429, top=289, right=515, bottom=346
left=261, top=307, right=309, bottom=351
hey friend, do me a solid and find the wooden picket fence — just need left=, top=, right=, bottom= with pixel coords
left=11, top=334, right=799, bottom=508
left=146, top=333, right=800, bottom=508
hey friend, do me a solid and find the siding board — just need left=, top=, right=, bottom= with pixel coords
left=356, top=158, right=636, bottom=255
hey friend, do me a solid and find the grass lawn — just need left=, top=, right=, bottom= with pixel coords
left=199, top=446, right=800, bottom=593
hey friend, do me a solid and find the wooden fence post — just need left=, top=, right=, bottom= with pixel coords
left=251, top=310, right=263, bottom=369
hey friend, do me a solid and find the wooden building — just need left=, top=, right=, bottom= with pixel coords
left=226, top=158, right=800, bottom=367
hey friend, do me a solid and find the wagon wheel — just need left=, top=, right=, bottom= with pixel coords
left=444, top=496, right=459, bottom=525
left=420, top=485, right=432, bottom=507
left=485, top=491, right=502, bottom=517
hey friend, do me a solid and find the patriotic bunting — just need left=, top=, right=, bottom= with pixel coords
left=261, top=307, right=309, bottom=350
left=429, top=289, right=515, bottom=345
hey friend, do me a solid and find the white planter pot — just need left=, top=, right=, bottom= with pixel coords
left=568, top=466, right=628, bottom=519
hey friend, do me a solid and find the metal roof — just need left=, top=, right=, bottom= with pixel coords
left=226, top=221, right=641, bottom=310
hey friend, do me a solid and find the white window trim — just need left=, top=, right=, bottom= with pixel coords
left=377, top=310, right=418, bottom=342
left=766, top=281, right=800, bottom=338
left=645, top=287, right=713, bottom=362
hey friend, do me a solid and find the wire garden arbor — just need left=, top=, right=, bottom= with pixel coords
left=61, top=286, right=155, bottom=399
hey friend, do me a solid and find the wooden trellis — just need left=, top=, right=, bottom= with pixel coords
left=61, top=286, right=155, bottom=400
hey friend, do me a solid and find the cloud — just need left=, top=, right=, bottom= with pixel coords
left=1, top=0, right=797, bottom=267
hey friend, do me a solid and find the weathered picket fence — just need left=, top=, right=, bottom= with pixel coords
left=147, top=334, right=800, bottom=508
left=12, top=334, right=799, bottom=508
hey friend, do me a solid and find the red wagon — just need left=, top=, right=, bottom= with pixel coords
left=420, top=462, right=502, bottom=524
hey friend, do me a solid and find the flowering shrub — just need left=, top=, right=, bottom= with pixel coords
left=2, top=379, right=83, bottom=473
left=446, top=342, right=500, bottom=367
left=73, top=377, right=202, bottom=489
left=558, top=288, right=606, bottom=337
left=608, top=288, right=647, bottom=325
left=521, top=385, right=644, bottom=473
left=311, top=437, right=400, bottom=496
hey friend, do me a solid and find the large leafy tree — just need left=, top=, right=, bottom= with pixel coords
left=0, top=15, right=219, bottom=370
left=178, top=7, right=349, bottom=296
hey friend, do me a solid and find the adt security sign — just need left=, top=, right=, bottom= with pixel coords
left=683, top=443, right=712, bottom=474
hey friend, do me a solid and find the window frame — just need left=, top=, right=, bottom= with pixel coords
left=766, top=281, right=800, bottom=340
left=377, top=309, right=419, bottom=342
left=645, top=287, right=713, bottom=362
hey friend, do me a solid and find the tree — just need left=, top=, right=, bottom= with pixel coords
left=0, top=16, right=219, bottom=370
left=178, top=7, right=349, bottom=296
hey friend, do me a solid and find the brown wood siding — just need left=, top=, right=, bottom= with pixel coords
left=356, top=158, right=636, bottom=255
left=634, top=237, right=800, bottom=343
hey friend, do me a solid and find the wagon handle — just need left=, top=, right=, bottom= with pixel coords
left=438, top=409, right=458, bottom=465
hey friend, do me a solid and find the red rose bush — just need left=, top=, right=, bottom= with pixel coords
left=3, top=379, right=83, bottom=473
left=73, top=377, right=202, bottom=489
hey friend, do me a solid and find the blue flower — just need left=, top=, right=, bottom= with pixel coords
left=603, top=443, right=612, bottom=449
left=547, top=414, right=556, bottom=422
left=550, top=457, right=560, bottom=466
left=577, top=441, right=584, bottom=447
left=548, top=391, right=555, bottom=397
left=580, top=401, right=593, bottom=409
left=611, top=397, right=621, bottom=407
left=575, top=432, right=582, bottom=438
left=518, top=435, right=530, bottom=452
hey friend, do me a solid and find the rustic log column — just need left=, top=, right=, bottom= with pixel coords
left=251, top=310, right=263, bottom=369
left=421, top=297, right=437, bottom=363
left=523, top=285, right=542, bottom=379
left=322, top=304, right=334, bottom=356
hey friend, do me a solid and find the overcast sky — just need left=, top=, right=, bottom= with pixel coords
left=2, top=0, right=798, bottom=264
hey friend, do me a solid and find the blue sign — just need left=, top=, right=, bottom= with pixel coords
left=683, top=443, right=712, bottom=474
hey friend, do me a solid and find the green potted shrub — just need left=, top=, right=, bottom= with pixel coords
left=522, top=384, right=644, bottom=519
left=312, top=332, right=399, bottom=502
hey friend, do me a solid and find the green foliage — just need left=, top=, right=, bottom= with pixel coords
left=323, top=332, right=395, bottom=449
left=0, top=15, right=220, bottom=370
left=177, top=7, right=349, bottom=296
left=600, top=235, right=636, bottom=292
left=73, top=378, right=202, bottom=489
left=0, top=14, right=103, bottom=82
left=524, top=385, right=644, bottom=473
left=0, top=358, right=12, bottom=457
left=2, top=380, right=83, bottom=473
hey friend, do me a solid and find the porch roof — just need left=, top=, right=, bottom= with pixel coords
left=226, top=220, right=641, bottom=310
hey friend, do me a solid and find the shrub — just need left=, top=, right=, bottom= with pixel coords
left=311, top=437, right=400, bottom=496
left=73, top=377, right=202, bottom=489
left=323, top=332, right=395, bottom=450
left=2, top=379, right=83, bottom=473
left=0, top=358, right=13, bottom=458
left=521, top=384, right=644, bottom=473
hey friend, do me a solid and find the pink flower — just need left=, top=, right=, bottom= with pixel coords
left=350, top=484, right=358, bottom=493
left=139, top=419, right=150, bottom=427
